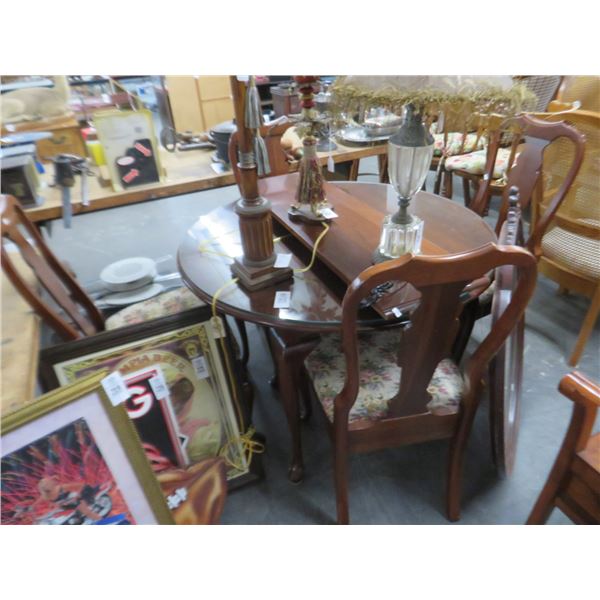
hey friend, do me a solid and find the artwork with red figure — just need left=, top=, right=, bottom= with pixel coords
left=1, top=419, right=134, bottom=525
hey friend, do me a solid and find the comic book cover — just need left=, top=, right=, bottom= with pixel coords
left=52, top=321, right=248, bottom=480
left=123, top=366, right=189, bottom=472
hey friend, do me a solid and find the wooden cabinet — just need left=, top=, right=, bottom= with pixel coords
left=2, top=115, right=86, bottom=162
left=165, top=76, right=234, bottom=133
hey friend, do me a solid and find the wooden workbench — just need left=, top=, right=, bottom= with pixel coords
left=24, top=129, right=388, bottom=223
left=1, top=257, right=40, bottom=416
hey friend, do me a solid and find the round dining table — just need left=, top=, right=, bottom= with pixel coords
left=178, top=177, right=497, bottom=332
left=177, top=175, right=498, bottom=481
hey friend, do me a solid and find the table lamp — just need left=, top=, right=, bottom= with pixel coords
left=228, top=76, right=292, bottom=290
left=331, top=76, right=536, bottom=261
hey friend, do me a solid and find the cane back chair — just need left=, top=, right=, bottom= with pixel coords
left=532, top=110, right=600, bottom=365
left=299, top=242, right=537, bottom=524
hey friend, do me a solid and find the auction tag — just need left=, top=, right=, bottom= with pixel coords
left=321, top=207, right=338, bottom=219
left=273, top=291, right=291, bottom=309
left=392, top=307, right=403, bottom=319
left=327, top=155, right=335, bottom=173
left=211, top=316, right=226, bottom=338
left=149, top=367, right=169, bottom=400
left=274, top=253, right=292, bottom=268
left=101, top=371, right=130, bottom=406
left=192, top=356, right=210, bottom=379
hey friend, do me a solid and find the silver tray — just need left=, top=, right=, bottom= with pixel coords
left=338, top=127, right=392, bottom=144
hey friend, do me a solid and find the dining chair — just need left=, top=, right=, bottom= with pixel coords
left=527, top=371, right=600, bottom=524
left=451, top=114, right=586, bottom=473
left=296, top=242, right=537, bottom=524
left=0, top=193, right=207, bottom=340
left=439, top=112, right=507, bottom=205
left=531, top=110, right=600, bottom=365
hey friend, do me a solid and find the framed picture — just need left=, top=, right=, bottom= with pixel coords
left=94, top=109, right=163, bottom=191
left=122, top=364, right=190, bottom=471
left=40, top=308, right=256, bottom=488
left=1, top=371, right=173, bottom=525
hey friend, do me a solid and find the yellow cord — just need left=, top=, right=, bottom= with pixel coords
left=204, top=221, right=330, bottom=470
left=293, top=221, right=330, bottom=274
left=210, top=276, right=266, bottom=472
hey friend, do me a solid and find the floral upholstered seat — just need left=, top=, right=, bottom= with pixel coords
left=105, top=286, right=205, bottom=330
left=445, top=147, right=515, bottom=180
left=304, top=330, right=465, bottom=423
left=433, top=132, right=484, bottom=157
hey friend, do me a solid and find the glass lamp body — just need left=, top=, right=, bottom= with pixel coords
left=376, top=106, right=434, bottom=261
left=388, top=142, right=434, bottom=201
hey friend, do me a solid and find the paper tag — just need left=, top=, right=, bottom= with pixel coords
left=149, top=368, right=169, bottom=400
left=273, top=291, right=291, bottom=308
left=320, top=207, right=338, bottom=219
left=236, top=75, right=250, bottom=82
left=101, top=371, right=130, bottom=406
left=211, top=316, right=226, bottom=339
left=274, top=253, right=292, bottom=268
left=392, top=307, right=403, bottom=319
left=327, top=155, right=335, bottom=173
left=192, top=356, right=210, bottom=379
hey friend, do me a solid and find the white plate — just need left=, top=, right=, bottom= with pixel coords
left=102, top=283, right=164, bottom=307
left=100, top=257, right=157, bottom=291
left=339, top=127, right=393, bottom=144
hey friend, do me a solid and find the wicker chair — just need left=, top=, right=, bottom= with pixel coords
left=556, top=76, right=600, bottom=113
left=533, top=110, right=600, bottom=365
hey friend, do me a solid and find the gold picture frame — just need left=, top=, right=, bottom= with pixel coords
left=1, top=371, right=173, bottom=525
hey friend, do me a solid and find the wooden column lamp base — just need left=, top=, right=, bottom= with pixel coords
left=231, top=197, right=293, bottom=291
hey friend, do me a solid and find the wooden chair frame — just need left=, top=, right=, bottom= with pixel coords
left=296, top=243, right=537, bottom=523
left=1, top=194, right=104, bottom=340
left=527, top=371, right=600, bottom=524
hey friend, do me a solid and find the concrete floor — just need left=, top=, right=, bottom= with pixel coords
left=44, top=159, right=599, bottom=524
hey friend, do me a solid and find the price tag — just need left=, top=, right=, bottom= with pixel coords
left=101, top=371, right=130, bottom=406
left=149, top=367, right=169, bottom=400
left=320, top=207, right=338, bottom=219
left=211, top=316, right=226, bottom=339
left=273, top=291, right=291, bottom=309
left=274, top=253, right=292, bottom=268
left=392, top=307, right=403, bottom=319
left=192, top=356, right=210, bottom=379
left=327, top=155, right=335, bottom=173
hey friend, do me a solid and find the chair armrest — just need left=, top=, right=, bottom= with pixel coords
left=559, top=371, right=600, bottom=408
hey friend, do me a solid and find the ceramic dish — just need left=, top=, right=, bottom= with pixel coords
left=100, top=257, right=157, bottom=292
left=338, top=127, right=392, bottom=144
left=101, top=283, right=165, bottom=307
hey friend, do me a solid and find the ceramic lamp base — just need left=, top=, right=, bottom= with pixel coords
left=231, top=257, right=293, bottom=291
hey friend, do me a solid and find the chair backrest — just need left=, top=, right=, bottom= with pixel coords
left=334, top=243, right=537, bottom=422
left=1, top=194, right=104, bottom=340
left=556, top=76, right=600, bottom=113
left=514, top=76, right=563, bottom=112
left=228, top=121, right=295, bottom=185
left=533, top=110, right=600, bottom=253
left=469, top=113, right=586, bottom=256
